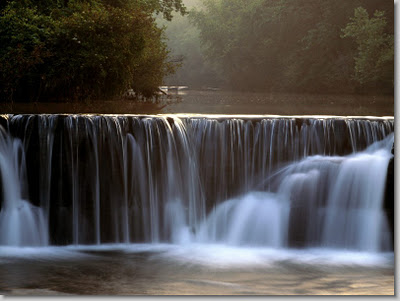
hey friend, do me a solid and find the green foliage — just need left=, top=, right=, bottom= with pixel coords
left=189, top=0, right=393, bottom=94
left=102, top=0, right=187, bottom=20
left=341, top=7, right=394, bottom=87
left=0, top=4, right=54, bottom=101
left=129, top=21, right=173, bottom=98
left=160, top=10, right=221, bottom=88
left=0, top=0, right=185, bottom=102
left=190, top=0, right=273, bottom=89
left=46, top=2, right=155, bottom=100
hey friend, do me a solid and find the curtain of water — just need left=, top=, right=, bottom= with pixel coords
left=0, top=125, right=48, bottom=246
left=0, top=115, right=394, bottom=251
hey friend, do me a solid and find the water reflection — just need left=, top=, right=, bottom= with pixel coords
left=0, top=90, right=394, bottom=116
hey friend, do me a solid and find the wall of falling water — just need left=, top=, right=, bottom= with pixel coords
left=0, top=125, right=48, bottom=246
left=0, top=114, right=394, bottom=250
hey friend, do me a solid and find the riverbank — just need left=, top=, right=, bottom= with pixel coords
left=0, top=90, right=394, bottom=116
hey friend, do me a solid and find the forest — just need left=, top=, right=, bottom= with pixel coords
left=166, top=0, right=394, bottom=95
left=0, top=0, right=394, bottom=103
left=0, top=0, right=185, bottom=102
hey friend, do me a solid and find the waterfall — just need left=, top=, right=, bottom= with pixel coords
left=196, top=133, right=393, bottom=250
left=195, top=191, right=290, bottom=247
left=320, top=136, right=393, bottom=251
left=0, top=126, right=48, bottom=246
left=0, top=114, right=394, bottom=251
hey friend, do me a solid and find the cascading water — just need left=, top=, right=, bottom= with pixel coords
left=0, top=126, right=48, bottom=246
left=195, top=133, right=393, bottom=251
left=0, top=114, right=394, bottom=253
left=195, top=191, right=290, bottom=247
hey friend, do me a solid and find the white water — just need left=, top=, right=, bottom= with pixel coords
left=164, top=133, right=394, bottom=251
left=0, top=115, right=394, bottom=254
left=0, top=243, right=393, bottom=269
left=0, top=128, right=48, bottom=246
left=195, top=192, right=290, bottom=247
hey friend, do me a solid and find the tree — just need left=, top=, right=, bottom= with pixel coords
left=0, top=4, right=54, bottom=101
left=189, top=0, right=393, bottom=94
left=160, top=8, right=222, bottom=88
left=0, top=0, right=186, bottom=102
left=341, top=7, right=394, bottom=89
left=102, top=0, right=187, bottom=20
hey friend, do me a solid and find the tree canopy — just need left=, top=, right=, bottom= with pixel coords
left=1, top=0, right=393, bottom=102
left=342, top=7, right=394, bottom=87
left=188, top=0, right=393, bottom=94
left=0, top=0, right=186, bottom=102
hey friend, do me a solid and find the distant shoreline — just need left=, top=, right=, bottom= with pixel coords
left=0, top=90, right=394, bottom=116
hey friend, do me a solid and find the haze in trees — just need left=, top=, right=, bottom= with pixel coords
left=165, top=0, right=393, bottom=94
left=0, top=0, right=393, bottom=103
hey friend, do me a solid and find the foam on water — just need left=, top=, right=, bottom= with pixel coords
left=149, top=244, right=394, bottom=268
left=195, top=192, right=290, bottom=247
left=0, top=243, right=391, bottom=269
left=0, top=243, right=392, bottom=270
